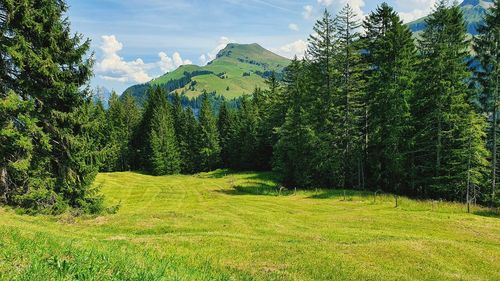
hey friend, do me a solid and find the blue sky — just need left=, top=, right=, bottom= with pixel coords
left=65, top=0, right=438, bottom=93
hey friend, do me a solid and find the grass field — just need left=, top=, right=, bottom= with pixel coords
left=0, top=171, right=499, bottom=280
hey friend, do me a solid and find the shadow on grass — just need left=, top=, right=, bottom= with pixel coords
left=200, top=169, right=230, bottom=179
left=308, top=189, right=374, bottom=200
left=473, top=210, right=500, bottom=219
left=216, top=182, right=293, bottom=197
left=201, top=169, right=279, bottom=181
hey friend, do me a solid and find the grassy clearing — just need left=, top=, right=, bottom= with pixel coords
left=0, top=171, right=499, bottom=280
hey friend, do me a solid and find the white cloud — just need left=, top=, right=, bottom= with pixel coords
left=303, top=5, right=313, bottom=19
left=96, top=35, right=153, bottom=84
left=317, top=0, right=333, bottom=6
left=395, top=0, right=437, bottom=23
left=288, top=23, right=299, bottom=31
left=96, top=35, right=192, bottom=84
left=275, top=40, right=307, bottom=59
left=199, top=36, right=234, bottom=65
left=317, top=0, right=366, bottom=19
left=158, top=51, right=192, bottom=72
left=199, top=54, right=208, bottom=66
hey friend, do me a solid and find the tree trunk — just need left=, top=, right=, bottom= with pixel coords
left=0, top=167, right=8, bottom=203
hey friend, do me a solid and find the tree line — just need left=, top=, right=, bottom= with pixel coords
left=1, top=0, right=499, bottom=214
left=97, top=1, right=499, bottom=206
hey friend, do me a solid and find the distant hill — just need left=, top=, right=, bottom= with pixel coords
left=408, top=0, right=493, bottom=35
left=123, top=43, right=290, bottom=104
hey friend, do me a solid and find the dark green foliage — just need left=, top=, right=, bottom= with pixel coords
left=234, top=96, right=260, bottom=170
left=2, top=0, right=498, bottom=213
left=274, top=59, right=318, bottom=188
left=99, top=91, right=140, bottom=173
left=363, top=3, right=417, bottom=193
left=411, top=1, right=489, bottom=200
left=143, top=87, right=181, bottom=176
left=334, top=4, right=366, bottom=188
left=474, top=0, right=500, bottom=205
left=217, top=101, right=237, bottom=168
left=171, top=93, right=191, bottom=173
left=196, top=93, right=220, bottom=171
left=182, top=107, right=200, bottom=174
left=305, top=10, right=343, bottom=188
left=0, top=0, right=103, bottom=213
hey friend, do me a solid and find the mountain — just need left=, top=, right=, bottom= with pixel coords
left=408, top=0, right=493, bottom=35
left=123, top=43, right=290, bottom=104
left=93, top=86, right=112, bottom=109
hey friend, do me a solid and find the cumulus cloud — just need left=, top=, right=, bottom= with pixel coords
left=95, top=35, right=153, bottom=83
left=288, top=23, right=299, bottom=31
left=395, top=0, right=437, bottom=23
left=199, top=36, right=234, bottom=65
left=275, top=40, right=308, bottom=59
left=158, top=51, right=192, bottom=73
left=303, top=5, right=313, bottom=19
left=316, top=0, right=366, bottom=20
left=95, top=35, right=193, bottom=84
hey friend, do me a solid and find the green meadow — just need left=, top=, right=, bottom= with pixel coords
left=1, top=171, right=498, bottom=280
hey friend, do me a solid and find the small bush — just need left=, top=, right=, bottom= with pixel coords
left=14, top=188, right=68, bottom=215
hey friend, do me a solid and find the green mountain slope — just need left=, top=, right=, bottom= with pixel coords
left=408, top=0, right=493, bottom=35
left=123, top=43, right=290, bottom=103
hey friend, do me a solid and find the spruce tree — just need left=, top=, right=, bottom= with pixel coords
left=144, top=87, right=180, bottom=176
left=172, top=93, right=190, bottom=173
left=197, top=93, right=220, bottom=171
left=236, top=96, right=260, bottom=170
left=412, top=1, right=489, bottom=200
left=474, top=0, right=500, bottom=204
left=274, top=59, right=318, bottom=188
left=334, top=4, right=366, bottom=188
left=306, top=10, right=343, bottom=187
left=363, top=3, right=417, bottom=193
left=0, top=0, right=101, bottom=212
left=103, top=92, right=127, bottom=172
left=121, top=92, right=141, bottom=170
left=184, top=107, right=200, bottom=173
left=217, top=101, right=236, bottom=168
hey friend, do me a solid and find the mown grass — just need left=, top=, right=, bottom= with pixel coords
left=0, top=171, right=499, bottom=280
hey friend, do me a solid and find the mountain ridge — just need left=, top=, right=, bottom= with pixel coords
left=122, top=43, right=290, bottom=103
left=407, top=0, right=493, bottom=35
left=124, top=0, right=492, bottom=104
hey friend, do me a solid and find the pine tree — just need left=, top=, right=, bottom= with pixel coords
left=334, top=4, right=366, bottom=188
left=307, top=9, right=337, bottom=129
left=0, top=0, right=101, bottom=212
left=306, top=10, right=343, bottom=187
left=274, top=59, right=318, bottom=188
left=474, top=0, right=500, bottom=204
left=0, top=91, right=48, bottom=207
left=236, top=96, right=260, bottom=170
left=144, top=87, right=180, bottom=175
left=183, top=107, right=200, bottom=173
left=412, top=1, right=489, bottom=200
left=172, top=93, right=190, bottom=173
left=197, top=93, right=220, bottom=171
left=92, top=98, right=109, bottom=170
left=363, top=3, right=417, bottom=193
left=103, top=92, right=127, bottom=172
left=217, top=101, right=236, bottom=168
left=256, top=73, right=283, bottom=171
left=121, top=92, right=141, bottom=170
